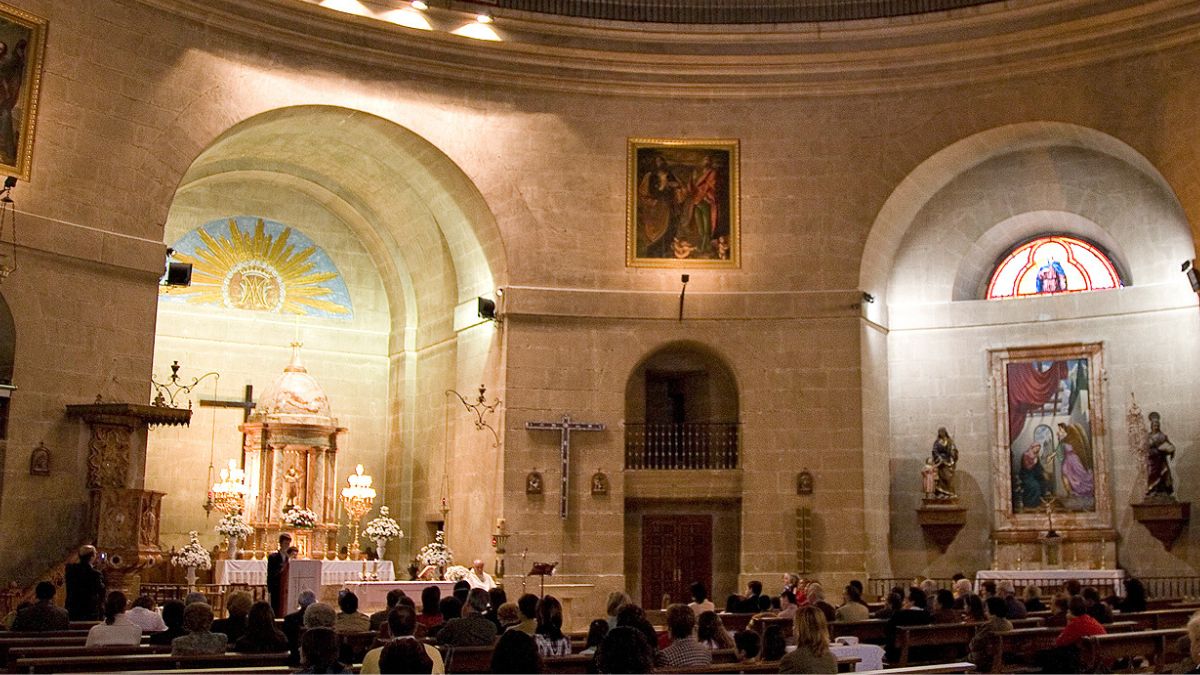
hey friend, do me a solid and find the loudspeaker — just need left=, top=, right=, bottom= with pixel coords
left=1187, top=267, right=1200, bottom=293
left=477, top=296, right=497, bottom=320
left=163, top=261, right=192, bottom=286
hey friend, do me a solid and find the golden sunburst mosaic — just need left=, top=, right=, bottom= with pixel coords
left=161, top=216, right=353, bottom=319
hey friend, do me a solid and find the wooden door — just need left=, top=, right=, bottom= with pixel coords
left=641, top=515, right=713, bottom=609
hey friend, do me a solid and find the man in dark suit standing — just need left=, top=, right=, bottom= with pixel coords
left=12, top=581, right=70, bottom=631
left=64, top=545, right=105, bottom=621
left=267, top=533, right=293, bottom=617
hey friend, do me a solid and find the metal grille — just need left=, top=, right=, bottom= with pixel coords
left=487, top=0, right=1002, bottom=23
left=624, top=422, right=739, bottom=469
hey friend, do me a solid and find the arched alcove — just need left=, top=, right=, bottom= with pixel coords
left=624, top=342, right=739, bottom=470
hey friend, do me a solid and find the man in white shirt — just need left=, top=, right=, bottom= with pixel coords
left=125, top=595, right=168, bottom=632
left=465, top=559, right=496, bottom=591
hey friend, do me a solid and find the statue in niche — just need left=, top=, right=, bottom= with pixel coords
left=925, top=427, right=959, bottom=499
left=1145, top=412, right=1177, bottom=500
left=591, top=471, right=609, bottom=496
left=29, top=442, right=49, bottom=476
left=283, top=464, right=302, bottom=509
left=526, top=471, right=543, bottom=495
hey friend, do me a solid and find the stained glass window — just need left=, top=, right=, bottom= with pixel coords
left=986, top=235, right=1122, bottom=300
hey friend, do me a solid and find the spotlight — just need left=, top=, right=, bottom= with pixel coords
left=1182, top=260, right=1193, bottom=273
left=477, top=296, right=497, bottom=321
left=862, top=292, right=876, bottom=304
left=411, top=0, right=428, bottom=8
left=476, top=13, right=492, bottom=23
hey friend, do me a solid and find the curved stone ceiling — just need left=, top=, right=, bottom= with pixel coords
left=486, top=0, right=1001, bottom=23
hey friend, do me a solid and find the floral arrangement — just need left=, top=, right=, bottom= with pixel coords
left=363, top=506, right=403, bottom=542
left=282, top=507, right=318, bottom=529
left=171, top=531, right=213, bottom=570
left=443, top=565, right=470, bottom=582
left=417, top=530, right=454, bottom=568
left=216, top=513, right=254, bottom=540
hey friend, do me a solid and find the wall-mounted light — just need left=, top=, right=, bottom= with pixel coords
left=1183, top=260, right=1199, bottom=293
left=380, top=6, right=433, bottom=29
left=452, top=14, right=501, bottom=40
left=162, top=248, right=193, bottom=287
left=478, top=296, right=497, bottom=321
left=861, top=292, right=876, bottom=304
left=411, top=0, right=428, bottom=9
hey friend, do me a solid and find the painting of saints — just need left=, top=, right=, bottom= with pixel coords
left=1056, top=422, right=1094, bottom=499
left=1016, top=443, right=1050, bottom=509
left=0, top=5, right=44, bottom=180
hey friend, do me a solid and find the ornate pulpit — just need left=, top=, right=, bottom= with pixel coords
left=240, top=344, right=343, bottom=558
left=65, top=402, right=191, bottom=591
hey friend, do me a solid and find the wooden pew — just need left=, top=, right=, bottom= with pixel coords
left=673, top=660, right=782, bottom=674
left=1080, top=628, right=1186, bottom=674
left=543, top=653, right=594, bottom=674
left=857, top=663, right=977, bottom=674
left=1006, top=617, right=1043, bottom=629
left=749, top=616, right=793, bottom=638
left=830, top=619, right=888, bottom=645
left=719, top=613, right=756, bottom=633
left=990, top=627, right=1059, bottom=673
left=6, top=644, right=168, bottom=670
left=9, top=651, right=288, bottom=673
left=442, top=644, right=494, bottom=674
left=1112, top=608, right=1197, bottom=631
left=895, top=623, right=975, bottom=667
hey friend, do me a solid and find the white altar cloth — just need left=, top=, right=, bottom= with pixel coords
left=215, top=559, right=395, bottom=587
left=974, top=569, right=1126, bottom=596
left=342, top=581, right=457, bottom=611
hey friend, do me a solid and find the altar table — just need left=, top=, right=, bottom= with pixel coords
left=974, top=569, right=1126, bottom=596
left=342, top=580, right=457, bottom=611
left=215, top=559, right=395, bottom=587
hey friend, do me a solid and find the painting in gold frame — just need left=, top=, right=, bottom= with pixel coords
left=0, top=2, right=45, bottom=182
left=626, top=138, right=739, bottom=268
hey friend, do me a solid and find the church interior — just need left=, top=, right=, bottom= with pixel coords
left=2, top=0, right=1200, bottom=658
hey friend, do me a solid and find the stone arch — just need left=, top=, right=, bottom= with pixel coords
left=860, top=122, right=1193, bottom=322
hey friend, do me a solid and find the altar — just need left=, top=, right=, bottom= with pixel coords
left=974, top=569, right=1126, bottom=596
left=215, top=559, right=395, bottom=587
left=342, top=580, right=457, bottom=611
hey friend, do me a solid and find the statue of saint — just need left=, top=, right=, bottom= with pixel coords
left=930, top=427, right=959, bottom=498
left=1145, top=411, right=1176, bottom=499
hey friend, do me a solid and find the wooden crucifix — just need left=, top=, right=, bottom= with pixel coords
left=526, top=415, right=605, bottom=519
left=200, top=384, right=256, bottom=463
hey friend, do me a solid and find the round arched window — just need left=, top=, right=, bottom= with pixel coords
left=986, top=235, right=1123, bottom=300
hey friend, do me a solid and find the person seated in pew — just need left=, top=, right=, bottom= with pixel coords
left=1022, top=585, right=1046, bottom=612
left=962, top=594, right=986, bottom=623
left=534, top=595, right=572, bottom=657
left=485, top=587, right=508, bottom=633
left=212, top=590, right=252, bottom=644
left=979, top=581, right=997, bottom=599
left=581, top=618, right=609, bottom=656
left=497, top=601, right=521, bottom=632
left=148, top=600, right=187, bottom=646
left=1081, top=586, right=1114, bottom=624
left=734, top=629, right=762, bottom=662
left=1044, top=593, right=1070, bottom=628
left=1034, top=596, right=1105, bottom=674
left=930, top=589, right=959, bottom=624
left=805, top=583, right=836, bottom=623
left=872, top=591, right=902, bottom=620
left=698, top=610, right=735, bottom=650
left=968, top=596, right=1012, bottom=674
left=1, top=601, right=31, bottom=629
left=362, top=605, right=444, bottom=674
left=779, top=590, right=799, bottom=620
left=184, top=591, right=208, bottom=606
left=452, top=580, right=470, bottom=606
left=1114, top=577, right=1147, bottom=613
left=282, top=591, right=318, bottom=662
left=597, top=626, right=655, bottom=674
left=86, top=591, right=142, bottom=647
left=762, top=623, right=787, bottom=661
left=380, top=637, right=435, bottom=674
left=514, top=593, right=539, bottom=635
left=616, top=604, right=660, bottom=659
left=778, top=605, right=837, bottom=674
left=126, top=594, right=167, bottom=633
left=884, top=587, right=932, bottom=662
left=998, top=581, right=1028, bottom=619
left=656, top=604, right=711, bottom=670
left=740, top=580, right=766, bottom=613
left=951, top=579, right=973, bottom=611
left=605, top=591, right=632, bottom=630
left=689, top=581, right=716, bottom=615
left=437, top=588, right=497, bottom=647
left=491, top=629, right=543, bottom=674
left=11, top=581, right=69, bottom=632
left=426, top=596, right=460, bottom=641
left=297, top=626, right=350, bottom=674
left=370, top=589, right=405, bottom=633
left=416, top=585, right=442, bottom=633
left=835, top=584, right=870, bottom=623
left=234, top=601, right=287, bottom=653
left=171, top=602, right=228, bottom=656
left=334, top=590, right=371, bottom=634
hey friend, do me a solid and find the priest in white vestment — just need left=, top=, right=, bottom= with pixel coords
left=465, top=559, right=497, bottom=591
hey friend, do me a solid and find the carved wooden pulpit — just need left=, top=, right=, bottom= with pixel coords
left=66, top=402, right=191, bottom=591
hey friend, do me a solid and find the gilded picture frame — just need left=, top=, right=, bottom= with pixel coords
left=626, top=138, right=740, bottom=268
left=989, top=343, right=1111, bottom=532
left=0, top=2, right=45, bottom=181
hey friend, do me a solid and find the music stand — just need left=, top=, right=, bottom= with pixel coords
left=527, top=562, right=557, bottom=597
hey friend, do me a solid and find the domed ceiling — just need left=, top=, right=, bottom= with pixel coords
left=483, top=0, right=1002, bottom=23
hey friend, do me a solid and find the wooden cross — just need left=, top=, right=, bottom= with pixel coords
left=200, top=384, right=256, bottom=462
left=526, top=415, right=605, bottom=519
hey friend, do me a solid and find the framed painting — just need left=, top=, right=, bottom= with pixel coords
left=626, top=138, right=739, bottom=268
left=989, top=343, right=1111, bottom=531
left=0, top=3, right=44, bottom=181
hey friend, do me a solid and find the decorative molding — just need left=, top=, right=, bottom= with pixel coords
left=133, top=0, right=1200, bottom=98
left=487, top=0, right=1002, bottom=24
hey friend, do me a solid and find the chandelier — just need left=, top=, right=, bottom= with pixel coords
left=342, top=464, right=376, bottom=557
left=209, top=459, right=248, bottom=515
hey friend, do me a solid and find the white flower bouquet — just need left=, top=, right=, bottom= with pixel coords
left=443, top=564, right=470, bottom=582
left=216, top=513, right=254, bottom=540
left=364, top=506, right=403, bottom=541
left=171, top=531, right=213, bottom=570
left=282, top=507, right=318, bottom=529
left=417, top=530, right=454, bottom=568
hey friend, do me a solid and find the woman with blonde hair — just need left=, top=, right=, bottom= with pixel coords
left=779, top=605, right=836, bottom=673
left=605, top=591, right=632, bottom=630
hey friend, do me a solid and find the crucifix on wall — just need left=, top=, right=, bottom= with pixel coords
left=526, top=415, right=605, bottom=519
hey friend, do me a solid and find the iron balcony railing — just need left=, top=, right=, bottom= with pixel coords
left=625, top=422, right=740, bottom=470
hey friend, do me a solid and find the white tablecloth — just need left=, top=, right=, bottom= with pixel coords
left=342, top=581, right=457, bottom=611
left=974, top=569, right=1126, bottom=596
left=215, top=559, right=395, bottom=586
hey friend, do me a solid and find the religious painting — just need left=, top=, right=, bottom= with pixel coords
left=0, top=4, right=45, bottom=182
left=626, top=138, right=739, bottom=268
left=161, top=216, right=354, bottom=319
left=989, top=343, right=1111, bottom=531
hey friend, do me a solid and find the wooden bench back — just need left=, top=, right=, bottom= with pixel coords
left=442, top=644, right=496, bottom=674
left=1080, top=628, right=1186, bottom=673
left=895, top=623, right=975, bottom=667
left=857, top=662, right=976, bottom=674
left=719, top=613, right=756, bottom=632
left=543, top=653, right=594, bottom=674
left=6, top=644, right=168, bottom=669
left=829, top=619, right=888, bottom=645
left=9, top=651, right=288, bottom=673
left=673, top=659, right=783, bottom=674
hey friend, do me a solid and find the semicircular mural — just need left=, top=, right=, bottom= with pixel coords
left=161, top=216, right=353, bottom=319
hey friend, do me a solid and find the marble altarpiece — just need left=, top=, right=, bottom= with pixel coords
left=239, top=344, right=343, bottom=558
